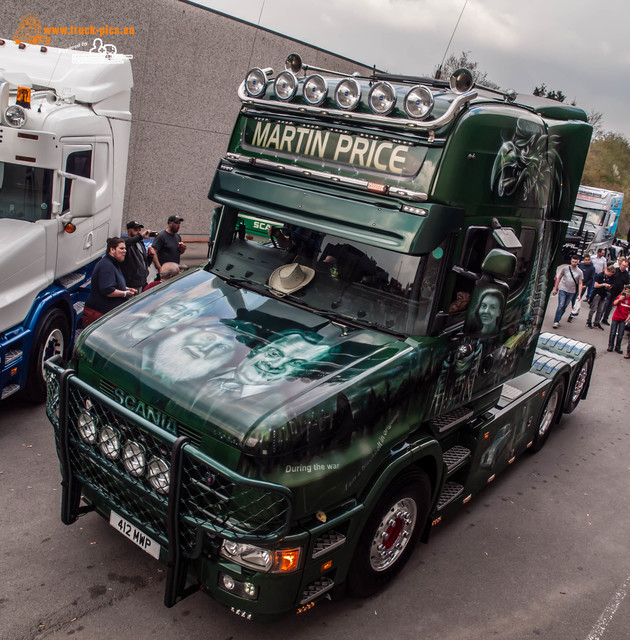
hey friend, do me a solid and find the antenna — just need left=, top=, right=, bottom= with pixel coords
left=435, top=0, right=469, bottom=79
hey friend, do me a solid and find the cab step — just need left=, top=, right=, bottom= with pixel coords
left=5, top=349, right=22, bottom=367
left=300, top=576, right=335, bottom=605
left=312, top=530, right=346, bottom=559
left=431, top=406, right=473, bottom=433
left=437, top=481, right=464, bottom=510
left=443, top=445, right=471, bottom=474
left=1, top=383, right=20, bottom=400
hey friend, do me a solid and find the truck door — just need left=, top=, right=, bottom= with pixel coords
left=56, top=144, right=94, bottom=274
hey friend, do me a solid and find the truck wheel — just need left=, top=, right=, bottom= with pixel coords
left=22, top=309, right=69, bottom=404
left=530, top=379, right=565, bottom=453
left=348, top=469, right=431, bottom=597
left=564, top=355, right=593, bottom=414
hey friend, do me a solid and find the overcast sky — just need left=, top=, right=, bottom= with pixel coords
left=190, top=0, right=630, bottom=139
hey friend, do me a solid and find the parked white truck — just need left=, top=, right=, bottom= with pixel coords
left=0, top=38, right=132, bottom=402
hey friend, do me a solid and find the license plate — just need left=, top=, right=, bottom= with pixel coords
left=109, top=510, right=161, bottom=560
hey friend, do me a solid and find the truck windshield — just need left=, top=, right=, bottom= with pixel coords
left=570, top=207, right=605, bottom=230
left=209, top=208, right=440, bottom=336
left=0, top=162, right=53, bottom=221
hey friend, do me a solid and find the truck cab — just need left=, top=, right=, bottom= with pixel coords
left=0, top=39, right=132, bottom=401
left=46, top=55, right=595, bottom=620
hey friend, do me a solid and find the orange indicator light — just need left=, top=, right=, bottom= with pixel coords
left=463, top=494, right=472, bottom=504
left=367, top=182, right=388, bottom=194
left=483, top=432, right=490, bottom=439
left=320, top=560, right=333, bottom=572
left=275, top=548, right=301, bottom=573
left=64, top=223, right=76, bottom=234
left=11, top=367, right=18, bottom=376
left=432, top=516, right=442, bottom=526
left=17, top=86, right=31, bottom=108
left=487, top=474, right=496, bottom=483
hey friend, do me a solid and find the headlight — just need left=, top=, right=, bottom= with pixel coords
left=368, top=81, right=396, bottom=115
left=302, top=74, right=327, bottom=105
left=273, top=71, right=298, bottom=101
left=5, top=104, right=26, bottom=128
left=98, top=425, right=121, bottom=460
left=77, top=411, right=97, bottom=444
left=404, top=85, right=434, bottom=119
left=122, top=441, right=146, bottom=477
left=244, top=67, right=268, bottom=98
left=334, top=78, right=361, bottom=110
left=147, top=457, right=170, bottom=494
left=220, top=540, right=302, bottom=573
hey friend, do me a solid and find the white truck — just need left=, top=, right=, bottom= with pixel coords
left=0, top=38, right=132, bottom=402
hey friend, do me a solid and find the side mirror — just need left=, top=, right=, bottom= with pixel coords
left=481, top=248, right=516, bottom=280
left=464, top=280, right=508, bottom=337
left=69, top=177, right=97, bottom=217
left=58, top=171, right=97, bottom=218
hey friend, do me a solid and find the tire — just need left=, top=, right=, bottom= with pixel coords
left=21, top=309, right=69, bottom=404
left=564, top=354, right=593, bottom=414
left=348, top=469, right=431, bottom=597
left=530, top=379, right=565, bottom=453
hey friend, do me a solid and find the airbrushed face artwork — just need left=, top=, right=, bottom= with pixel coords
left=477, top=291, right=503, bottom=334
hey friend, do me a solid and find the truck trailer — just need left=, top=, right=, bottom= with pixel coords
left=46, top=54, right=595, bottom=620
left=0, top=38, right=132, bottom=402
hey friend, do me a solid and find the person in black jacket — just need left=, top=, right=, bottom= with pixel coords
left=83, top=237, right=137, bottom=327
left=121, top=220, right=154, bottom=290
left=602, top=258, right=629, bottom=325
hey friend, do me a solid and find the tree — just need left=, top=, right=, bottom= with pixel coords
left=533, top=84, right=566, bottom=103
left=581, top=132, right=630, bottom=238
left=432, top=51, right=500, bottom=90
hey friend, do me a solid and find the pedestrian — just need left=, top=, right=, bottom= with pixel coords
left=83, top=237, right=137, bottom=327
left=607, top=285, right=630, bottom=353
left=121, top=220, right=154, bottom=290
left=577, top=253, right=595, bottom=301
left=587, top=266, right=615, bottom=330
left=591, top=247, right=607, bottom=275
left=601, top=258, right=629, bottom=325
left=552, top=255, right=583, bottom=329
left=151, top=215, right=186, bottom=279
left=143, top=262, right=181, bottom=291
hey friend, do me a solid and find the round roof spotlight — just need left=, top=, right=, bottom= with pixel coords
left=404, top=85, right=434, bottom=119
left=334, top=78, right=361, bottom=110
left=244, top=67, right=269, bottom=98
left=5, top=104, right=26, bottom=128
left=285, top=52, right=303, bottom=74
left=449, top=68, right=474, bottom=94
left=303, top=74, right=328, bottom=106
left=368, top=81, right=396, bottom=115
left=274, top=71, right=299, bottom=101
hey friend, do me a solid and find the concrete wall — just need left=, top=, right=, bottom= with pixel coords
left=2, top=1, right=371, bottom=236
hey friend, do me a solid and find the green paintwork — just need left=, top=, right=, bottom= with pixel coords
left=46, top=65, right=596, bottom=620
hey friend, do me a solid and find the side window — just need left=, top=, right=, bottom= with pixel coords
left=62, top=150, right=92, bottom=212
left=447, top=225, right=537, bottom=316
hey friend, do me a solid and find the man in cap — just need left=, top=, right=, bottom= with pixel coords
left=152, top=215, right=186, bottom=277
left=121, top=220, right=154, bottom=290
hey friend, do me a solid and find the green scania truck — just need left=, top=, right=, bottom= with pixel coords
left=46, top=54, right=596, bottom=620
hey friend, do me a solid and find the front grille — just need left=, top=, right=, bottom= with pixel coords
left=46, top=360, right=293, bottom=556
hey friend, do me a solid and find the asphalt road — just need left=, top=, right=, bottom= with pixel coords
left=1, top=301, right=630, bottom=640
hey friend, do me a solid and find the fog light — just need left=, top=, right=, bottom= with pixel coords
left=274, top=71, right=298, bottom=101
left=122, top=441, right=146, bottom=477
left=303, top=74, right=327, bottom=105
left=5, top=104, right=26, bottom=127
left=334, top=78, right=361, bottom=110
left=218, top=573, right=259, bottom=600
left=77, top=411, right=97, bottom=445
left=147, top=457, right=170, bottom=495
left=98, top=425, right=121, bottom=460
left=222, top=574, right=236, bottom=591
left=368, top=82, right=396, bottom=115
